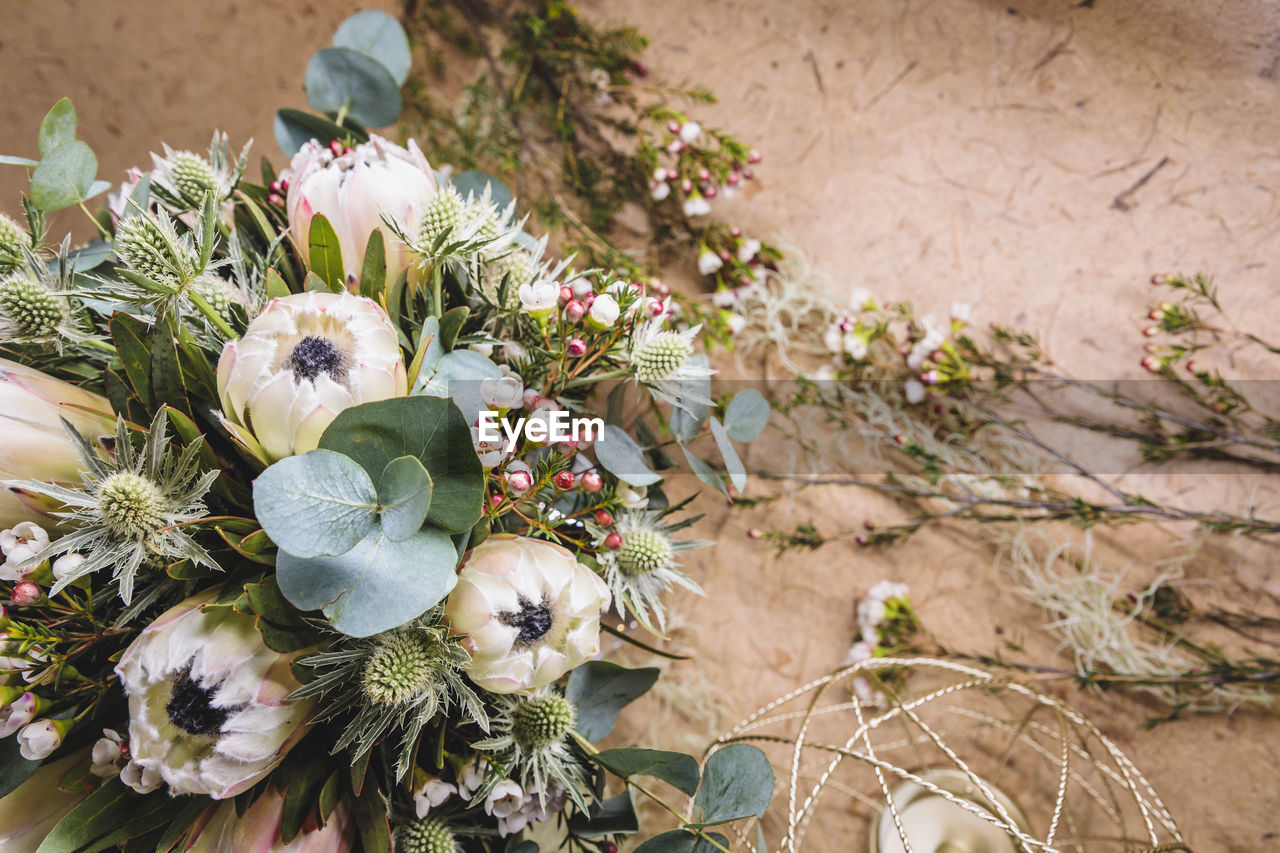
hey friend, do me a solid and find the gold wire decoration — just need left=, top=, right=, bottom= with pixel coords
left=710, top=657, right=1189, bottom=853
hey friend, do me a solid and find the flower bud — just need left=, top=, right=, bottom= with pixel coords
left=505, top=463, right=534, bottom=495
left=564, top=299, right=586, bottom=322
left=566, top=338, right=587, bottom=358
left=553, top=470, right=576, bottom=490
left=579, top=472, right=603, bottom=493
left=594, top=510, right=614, bottom=526
left=11, top=581, right=40, bottom=606
left=17, top=717, right=72, bottom=760
left=604, top=532, right=623, bottom=550
left=0, top=691, right=47, bottom=737
left=747, top=149, right=763, bottom=164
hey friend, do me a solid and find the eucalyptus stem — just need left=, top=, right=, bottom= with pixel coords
left=77, top=201, right=111, bottom=240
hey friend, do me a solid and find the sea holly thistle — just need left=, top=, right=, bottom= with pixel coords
left=0, top=242, right=96, bottom=349
left=16, top=409, right=220, bottom=603
left=290, top=609, right=487, bottom=781
left=473, top=686, right=590, bottom=811
left=587, top=509, right=706, bottom=634
left=148, top=131, right=251, bottom=212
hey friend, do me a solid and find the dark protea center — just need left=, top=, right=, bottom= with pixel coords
left=286, top=335, right=347, bottom=382
left=499, top=597, right=554, bottom=646
left=167, top=669, right=230, bottom=737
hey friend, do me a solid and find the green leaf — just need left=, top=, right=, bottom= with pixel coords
left=568, top=792, right=639, bottom=839
left=274, top=108, right=368, bottom=158
left=306, top=47, right=403, bottom=128
left=0, top=155, right=38, bottom=167
left=31, top=139, right=97, bottom=212
left=245, top=579, right=304, bottom=627
left=280, top=755, right=327, bottom=842
left=709, top=417, right=745, bottom=492
left=438, top=305, right=470, bottom=352
left=634, top=830, right=729, bottom=853
left=333, top=10, right=413, bottom=85
left=318, top=770, right=342, bottom=823
left=359, top=227, right=387, bottom=298
left=352, top=784, right=392, bottom=853
left=152, top=797, right=213, bottom=853
left=594, top=748, right=700, bottom=797
left=109, top=312, right=153, bottom=406
left=303, top=271, right=332, bottom=293
left=36, top=777, right=134, bottom=853
left=319, top=396, right=484, bottom=534
left=669, top=356, right=711, bottom=441
left=266, top=268, right=292, bottom=299
left=0, top=735, right=39, bottom=798
left=724, top=389, right=770, bottom=442
left=451, top=171, right=514, bottom=211
left=150, top=323, right=187, bottom=411
left=253, top=449, right=380, bottom=558
left=38, top=98, right=77, bottom=157
left=308, top=213, right=346, bottom=292
left=277, top=520, right=458, bottom=637
left=690, top=744, right=775, bottom=828
left=595, top=425, right=663, bottom=487
left=566, top=661, right=660, bottom=742
left=681, top=446, right=724, bottom=494
left=80, top=792, right=192, bottom=852
left=378, top=455, right=433, bottom=541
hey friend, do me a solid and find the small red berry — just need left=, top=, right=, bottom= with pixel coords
left=267, top=193, right=284, bottom=205
left=553, top=470, right=576, bottom=490
left=580, top=472, right=603, bottom=493
left=604, top=532, right=623, bottom=550
left=594, top=510, right=614, bottom=526
left=269, top=180, right=283, bottom=193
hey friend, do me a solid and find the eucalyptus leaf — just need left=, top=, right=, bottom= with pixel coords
left=0, top=155, right=38, bottom=167
left=38, top=98, right=77, bottom=157
left=568, top=792, right=639, bottom=839
left=669, top=355, right=710, bottom=439
left=681, top=445, right=724, bottom=494
left=594, top=748, right=700, bottom=797
left=450, top=170, right=514, bottom=210
left=277, top=520, right=458, bottom=637
left=274, top=108, right=368, bottom=158
left=633, top=830, right=729, bottom=853
left=566, top=661, right=660, bottom=742
left=253, top=450, right=379, bottom=558
left=333, top=10, right=412, bottom=85
left=689, top=744, right=775, bottom=828
left=306, top=47, right=403, bottom=128
left=319, top=396, right=484, bottom=533
left=595, top=425, right=663, bottom=487
left=709, top=417, right=746, bottom=492
left=31, top=140, right=97, bottom=212
left=415, top=349, right=500, bottom=424
left=724, top=389, right=769, bottom=442
left=378, top=455, right=433, bottom=541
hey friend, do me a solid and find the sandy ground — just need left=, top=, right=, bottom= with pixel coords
left=2, top=0, right=1279, bottom=850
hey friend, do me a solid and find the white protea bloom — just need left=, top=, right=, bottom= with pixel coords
left=0, top=359, right=115, bottom=530
left=444, top=535, right=610, bottom=693
left=216, top=291, right=407, bottom=462
left=627, top=320, right=715, bottom=410
left=90, top=728, right=125, bottom=778
left=286, top=136, right=437, bottom=288
left=114, top=591, right=317, bottom=799
left=589, top=510, right=704, bottom=633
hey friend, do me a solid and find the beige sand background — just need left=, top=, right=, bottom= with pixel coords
left=2, top=0, right=1278, bottom=850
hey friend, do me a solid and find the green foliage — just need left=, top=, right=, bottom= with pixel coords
left=565, top=660, right=659, bottom=741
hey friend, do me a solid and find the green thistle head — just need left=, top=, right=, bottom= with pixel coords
left=97, top=472, right=166, bottom=539
left=418, top=187, right=464, bottom=244
left=511, top=693, right=576, bottom=750
left=617, top=528, right=673, bottom=577
left=363, top=631, right=442, bottom=706
left=396, top=817, right=457, bottom=853
left=167, top=151, right=217, bottom=207
left=0, top=275, right=66, bottom=340
left=113, top=212, right=195, bottom=288
left=633, top=331, right=692, bottom=383
left=0, top=213, right=27, bottom=275
left=193, top=276, right=237, bottom=321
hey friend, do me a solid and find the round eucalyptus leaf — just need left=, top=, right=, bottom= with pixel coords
left=31, top=140, right=97, bottom=212
left=305, top=47, right=403, bottom=129
left=252, top=449, right=379, bottom=558
left=379, top=455, right=433, bottom=541
left=277, top=522, right=458, bottom=637
left=724, top=388, right=770, bottom=442
left=594, top=425, right=663, bottom=487
left=333, top=10, right=412, bottom=86
left=450, top=170, right=514, bottom=210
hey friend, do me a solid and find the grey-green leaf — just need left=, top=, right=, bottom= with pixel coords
left=724, top=389, right=770, bottom=442
left=333, top=10, right=412, bottom=86
left=306, top=46, right=403, bottom=128
left=594, top=748, right=701, bottom=797
left=709, top=417, right=746, bottom=492
left=38, top=98, right=77, bottom=157
left=379, top=456, right=433, bottom=541
left=31, top=140, right=97, bottom=212
left=681, top=445, right=724, bottom=494
left=277, top=521, right=458, bottom=637
left=253, top=450, right=379, bottom=558
left=450, top=171, right=514, bottom=211
left=566, top=661, right=660, bottom=742
left=595, top=425, right=662, bottom=487
left=319, top=396, right=485, bottom=534
left=634, top=830, right=729, bottom=853
left=690, top=744, right=775, bottom=828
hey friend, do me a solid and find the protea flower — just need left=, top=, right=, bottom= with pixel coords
left=183, top=787, right=353, bottom=853
left=115, top=591, right=317, bottom=799
left=216, top=291, right=407, bottom=462
left=0, top=358, right=115, bottom=529
left=444, top=535, right=610, bottom=693
left=0, top=753, right=92, bottom=852
left=285, top=135, right=437, bottom=288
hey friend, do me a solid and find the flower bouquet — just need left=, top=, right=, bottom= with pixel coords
left=0, top=11, right=773, bottom=852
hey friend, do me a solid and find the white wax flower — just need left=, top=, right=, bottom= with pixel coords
left=698, top=250, right=723, bottom=276
left=17, top=718, right=66, bottom=760
left=588, top=293, right=620, bottom=329
left=904, top=380, right=926, bottom=404
left=90, top=728, right=125, bottom=778
left=679, top=121, right=702, bottom=142
left=518, top=280, right=559, bottom=319
left=481, top=374, right=524, bottom=410
left=736, top=238, right=761, bottom=263
left=414, top=775, right=458, bottom=818
left=0, top=522, right=48, bottom=580
left=485, top=779, right=526, bottom=818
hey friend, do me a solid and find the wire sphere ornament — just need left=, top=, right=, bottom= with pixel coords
left=711, top=657, right=1188, bottom=853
